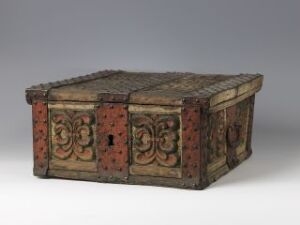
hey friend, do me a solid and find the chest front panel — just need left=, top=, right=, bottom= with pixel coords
left=128, top=105, right=182, bottom=178
left=48, top=103, right=97, bottom=172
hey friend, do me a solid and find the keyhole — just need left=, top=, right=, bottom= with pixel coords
left=108, top=135, right=114, bottom=146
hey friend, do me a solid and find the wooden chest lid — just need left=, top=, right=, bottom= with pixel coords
left=26, top=70, right=263, bottom=109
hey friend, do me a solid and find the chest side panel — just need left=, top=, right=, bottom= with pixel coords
left=226, top=98, right=251, bottom=168
left=207, top=97, right=252, bottom=182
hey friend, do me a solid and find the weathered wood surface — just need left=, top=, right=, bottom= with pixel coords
left=26, top=70, right=263, bottom=189
left=26, top=70, right=263, bottom=107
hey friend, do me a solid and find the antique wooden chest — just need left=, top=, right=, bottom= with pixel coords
left=26, top=70, right=263, bottom=189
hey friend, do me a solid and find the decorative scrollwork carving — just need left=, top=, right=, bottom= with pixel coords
left=227, top=122, right=242, bottom=148
left=131, top=114, right=180, bottom=168
left=207, top=110, right=226, bottom=164
left=51, top=110, right=95, bottom=161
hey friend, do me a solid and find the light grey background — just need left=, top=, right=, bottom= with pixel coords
left=0, top=1, right=299, bottom=225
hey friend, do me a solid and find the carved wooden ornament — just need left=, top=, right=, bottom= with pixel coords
left=26, top=70, right=263, bottom=189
